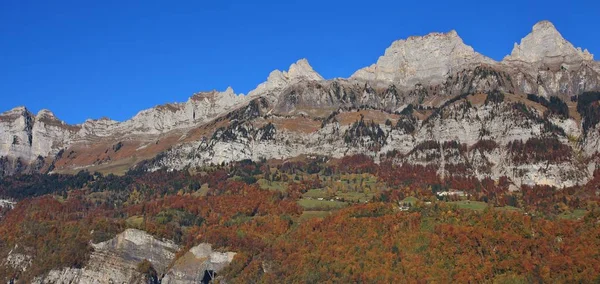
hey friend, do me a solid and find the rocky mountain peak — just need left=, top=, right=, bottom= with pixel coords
left=503, top=20, right=594, bottom=64
left=98, top=116, right=115, bottom=122
left=287, top=58, right=324, bottom=81
left=0, top=106, right=29, bottom=117
left=36, top=109, right=54, bottom=116
left=406, top=29, right=459, bottom=41
left=351, top=30, right=494, bottom=87
left=190, top=86, right=237, bottom=102
left=532, top=20, right=558, bottom=33
left=264, top=58, right=323, bottom=84
left=224, top=86, right=235, bottom=95
left=36, top=109, right=57, bottom=120
left=34, top=109, right=69, bottom=128
left=247, top=58, right=323, bottom=100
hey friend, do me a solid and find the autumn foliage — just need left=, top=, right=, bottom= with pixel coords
left=0, top=156, right=599, bottom=282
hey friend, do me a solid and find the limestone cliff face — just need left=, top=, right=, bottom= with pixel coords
left=162, top=243, right=236, bottom=284
left=502, top=21, right=600, bottom=98
left=74, top=87, right=246, bottom=138
left=115, top=87, right=244, bottom=135
left=147, top=92, right=590, bottom=187
left=0, top=108, right=79, bottom=176
left=30, top=229, right=235, bottom=284
left=1, top=21, right=599, bottom=189
left=33, top=229, right=178, bottom=283
left=0, top=108, right=77, bottom=161
left=351, top=30, right=495, bottom=88
left=0, top=60, right=324, bottom=174
left=247, top=58, right=325, bottom=106
left=0, top=87, right=249, bottom=176
left=504, top=21, right=593, bottom=66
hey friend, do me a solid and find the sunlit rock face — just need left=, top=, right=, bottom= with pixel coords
left=31, top=229, right=236, bottom=284
left=33, top=229, right=178, bottom=283
left=162, top=243, right=236, bottom=284
left=351, top=30, right=495, bottom=88
left=502, top=21, right=600, bottom=98
left=1, top=21, right=600, bottom=189
left=0, top=108, right=76, bottom=161
left=504, top=21, right=593, bottom=66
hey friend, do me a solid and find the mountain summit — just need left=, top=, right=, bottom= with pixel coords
left=247, top=58, right=323, bottom=102
left=504, top=20, right=594, bottom=65
left=351, top=30, right=494, bottom=87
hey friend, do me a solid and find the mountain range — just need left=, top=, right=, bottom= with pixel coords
left=2, top=20, right=600, bottom=188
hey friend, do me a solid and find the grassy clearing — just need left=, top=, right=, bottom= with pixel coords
left=303, top=189, right=328, bottom=199
left=336, top=174, right=379, bottom=187
left=449, top=201, right=488, bottom=211
left=126, top=216, right=144, bottom=228
left=335, top=191, right=373, bottom=203
left=257, top=179, right=287, bottom=192
left=298, top=211, right=331, bottom=222
left=303, top=189, right=374, bottom=203
left=558, top=209, right=587, bottom=220
left=297, top=198, right=348, bottom=210
left=496, top=206, right=523, bottom=212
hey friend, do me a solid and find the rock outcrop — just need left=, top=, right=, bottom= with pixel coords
left=148, top=92, right=591, bottom=187
left=0, top=107, right=76, bottom=161
left=247, top=58, right=324, bottom=105
left=162, top=243, right=236, bottom=284
left=34, top=229, right=178, bottom=283
left=502, top=21, right=600, bottom=98
left=32, top=229, right=236, bottom=284
left=351, top=30, right=495, bottom=87
left=504, top=21, right=594, bottom=67
left=0, top=107, right=78, bottom=176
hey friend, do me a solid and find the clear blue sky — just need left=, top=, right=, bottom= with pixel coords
left=1, top=0, right=598, bottom=124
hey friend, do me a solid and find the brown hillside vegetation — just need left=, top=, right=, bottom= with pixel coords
left=0, top=155, right=599, bottom=282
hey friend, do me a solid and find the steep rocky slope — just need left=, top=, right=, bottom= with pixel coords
left=1, top=21, right=599, bottom=189
left=27, top=229, right=235, bottom=284
left=351, top=30, right=495, bottom=87
left=503, top=21, right=600, bottom=98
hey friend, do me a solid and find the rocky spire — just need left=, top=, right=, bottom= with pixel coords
left=503, top=20, right=594, bottom=64
left=35, top=109, right=60, bottom=121
left=351, top=30, right=494, bottom=87
left=36, top=109, right=55, bottom=117
left=34, top=109, right=71, bottom=128
left=287, top=58, right=324, bottom=81
left=247, top=58, right=323, bottom=98
left=0, top=106, right=30, bottom=118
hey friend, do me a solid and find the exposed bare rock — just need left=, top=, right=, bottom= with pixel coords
left=503, top=21, right=600, bottom=98
left=162, top=243, right=236, bottom=284
left=76, top=117, right=120, bottom=139
left=119, top=87, right=244, bottom=135
left=0, top=107, right=77, bottom=169
left=248, top=58, right=324, bottom=104
left=504, top=21, right=593, bottom=66
left=2, top=245, right=32, bottom=273
left=74, top=87, right=244, bottom=139
left=149, top=92, right=591, bottom=187
left=1, top=21, right=599, bottom=188
left=34, top=229, right=178, bottom=284
left=351, top=30, right=495, bottom=88
left=29, top=229, right=236, bottom=284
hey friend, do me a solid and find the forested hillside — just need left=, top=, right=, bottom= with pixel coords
left=1, top=156, right=599, bottom=282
